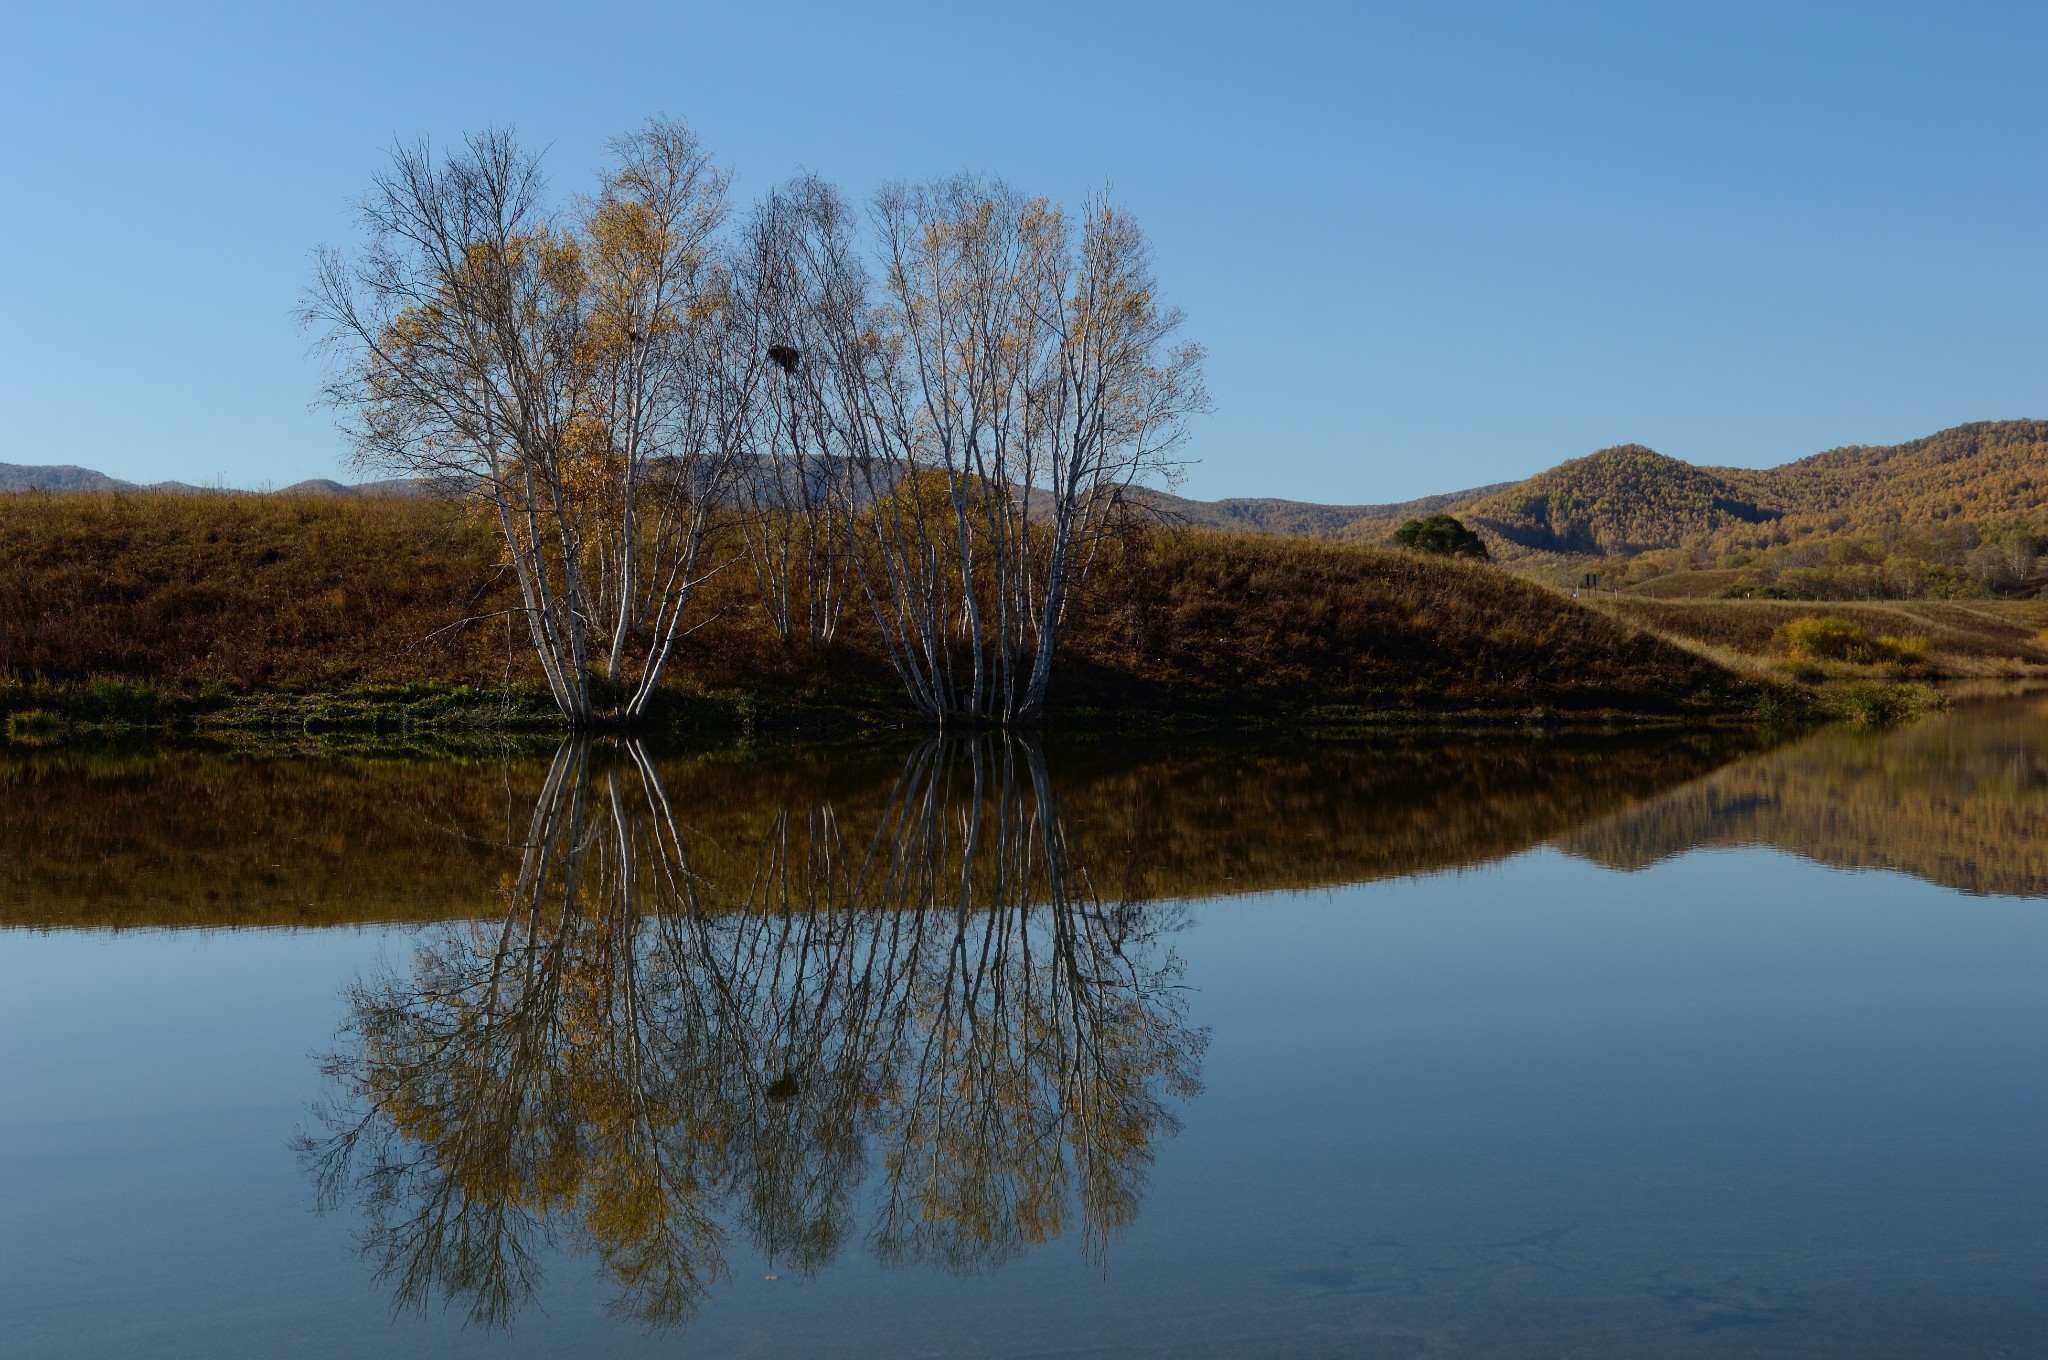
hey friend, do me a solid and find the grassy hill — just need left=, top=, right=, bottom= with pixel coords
left=16, top=418, right=2044, bottom=598
left=0, top=491, right=1771, bottom=732
left=1585, top=596, right=2048, bottom=683
left=15, top=418, right=2040, bottom=665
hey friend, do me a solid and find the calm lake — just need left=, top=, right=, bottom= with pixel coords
left=3, top=699, right=2046, bottom=1357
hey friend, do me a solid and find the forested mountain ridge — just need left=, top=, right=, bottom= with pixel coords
left=1715, top=420, right=2048, bottom=528
left=1329, top=420, right=2048, bottom=559
left=1144, top=419, right=2048, bottom=551
left=1435, top=445, right=1773, bottom=555
left=1, top=458, right=1500, bottom=537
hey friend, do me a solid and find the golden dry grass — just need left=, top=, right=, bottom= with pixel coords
left=1587, top=596, right=2048, bottom=680
left=1064, top=530, right=1761, bottom=716
left=0, top=491, right=515, bottom=685
left=0, top=491, right=1770, bottom=723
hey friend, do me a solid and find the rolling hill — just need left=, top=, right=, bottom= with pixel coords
left=1328, top=420, right=2048, bottom=560
left=0, top=458, right=1500, bottom=534
left=1125, top=418, right=2048, bottom=566
left=0, top=463, right=158, bottom=493
left=0, top=489, right=1763, bottom=721
left=1136, top=484, right=1511, bottom=536
left=1718, top=420, right=2048, bottom=529
left=1426, top=445, right=1774, bottom=555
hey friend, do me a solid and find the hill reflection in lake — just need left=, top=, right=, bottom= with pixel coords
left=4, top=702, right=2045, bottom=934
left=1558, top=694, right=2048, bottom=898
left=0, top=728, right=1760, bottom=931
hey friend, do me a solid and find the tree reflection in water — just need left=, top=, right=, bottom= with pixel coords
left=299, top=736, right=1207, bottom=1331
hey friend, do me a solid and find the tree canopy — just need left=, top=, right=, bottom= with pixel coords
left=1392, top=514, right=1489, bottom=560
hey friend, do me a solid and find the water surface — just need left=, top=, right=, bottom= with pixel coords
left=3, top=704, right=2045, bottom=1356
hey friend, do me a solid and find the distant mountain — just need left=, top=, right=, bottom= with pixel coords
left=1447, top=445, right=1774, bottom=555
left=1336, top=419, right=2048, bottom=560
left=1149, top=419, right=2048, bottom=557
left=0, top=465, right=434, bottom=498
left=0, top=464, right=139, bottom=493
left=1137, top=484, right=1510, bottom=537
left=276, top=477, right=430, bottom=497
left=1717, top=419, right=2048, bottom=528
left=8, top=419, right=2046, bottom=560
left=0, top=457, right=1506, bottom=531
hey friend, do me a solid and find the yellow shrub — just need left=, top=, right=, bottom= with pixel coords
left=1779, top=615, right=1873, bottom=662
left=1778, top=616, right=1925, bottom=666
left=1874, top=634, right=1928, bottom=665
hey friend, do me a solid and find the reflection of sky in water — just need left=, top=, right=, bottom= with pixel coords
left=2, top=707, right=2047, bottom=1356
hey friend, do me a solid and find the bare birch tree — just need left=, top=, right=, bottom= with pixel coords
left=725, top=176, right=867, bottom=645
left=302, top=120, right=737, bottom=726
left=830, top=176, right=1208, bottom=725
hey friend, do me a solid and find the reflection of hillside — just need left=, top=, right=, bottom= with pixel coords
left=0, top=732, right=1761, bottom=930
left=1556, top=698, right=2048, bottom=897
left=302, top=739, right=1204, bottom=1330
left=0, top=750, right=539, bottom=929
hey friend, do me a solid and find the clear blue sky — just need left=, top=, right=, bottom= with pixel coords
left=3, top=1, right=2043, bottom=502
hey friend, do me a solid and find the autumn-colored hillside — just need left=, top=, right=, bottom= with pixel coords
left=12, top=420, right=2045, bottom=604
left=1340, top=421, right=2046, bottom=552
left=1319, top=420, right=2048, bottom=601
left=0, top=491, right=513, bottom=685
left=1720, top=420, right=2048, bottom=528
left=1065, top=529, right=1756, bottom=717
left=0, top=491, right=1769, bottom=730
left=1445, top=445, right=1772, bottom=555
